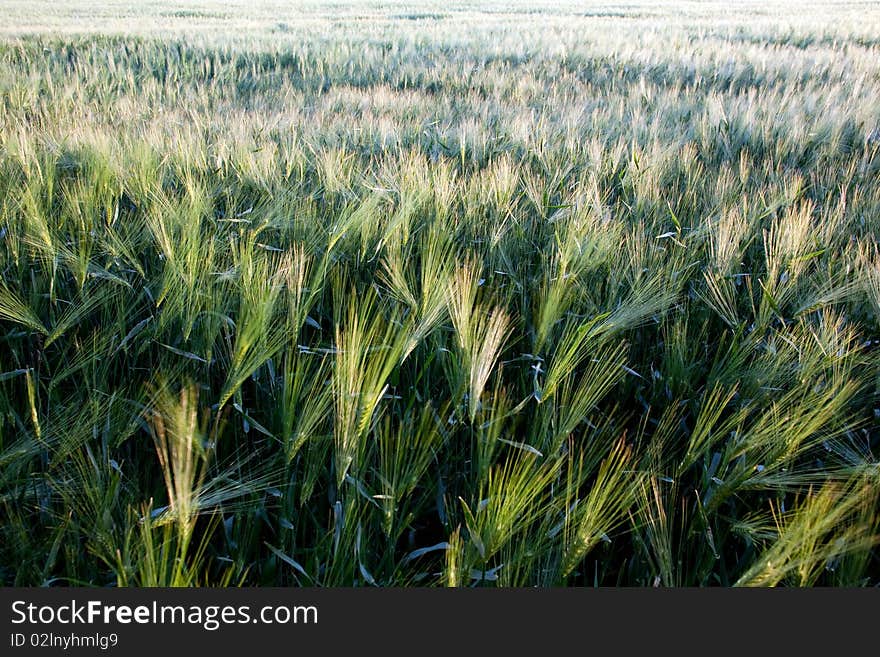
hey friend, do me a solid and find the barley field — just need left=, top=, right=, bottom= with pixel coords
left=1, top=1, right=879, bottom=587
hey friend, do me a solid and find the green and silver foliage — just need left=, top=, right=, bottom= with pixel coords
left=0, top=1, right=879, bottom=586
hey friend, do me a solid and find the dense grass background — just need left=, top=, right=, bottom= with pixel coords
left=1, top=1, right=880, bottom=586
